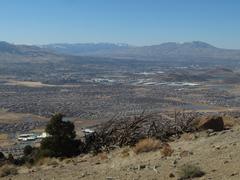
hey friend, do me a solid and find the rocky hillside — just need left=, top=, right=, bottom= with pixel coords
left=2, top=117, right=240, bottom=180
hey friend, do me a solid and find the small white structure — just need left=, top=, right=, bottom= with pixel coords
left=18, top=134, right=37, bottom=141
left=82, top=128, right=95, bottom=134
left=37, top=132, right=49, bottom=139
left=18, top=132, right=49, bottom=141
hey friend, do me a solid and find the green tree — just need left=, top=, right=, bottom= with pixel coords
left=40, top=113, right=81, bottom=157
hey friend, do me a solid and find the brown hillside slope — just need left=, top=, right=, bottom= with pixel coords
left=3, top=125, right=240, bottom=180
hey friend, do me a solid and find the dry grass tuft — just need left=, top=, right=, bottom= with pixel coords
left=181, top=133, right=196, bottom=141
left=121, top=148, right=130, bottom=158
left=178, top=164, right=205, bottom=179
left=36, top=157, right=59, bottom=166
left=133, top=138, right=162, bottom=154
left=0, top=165, right=18, bottom=177
left=64, top=159, right=73, bottom=164
left=97, top=152, right=108, bottom=160
left=161, top=143, right=174, bottom=157
left=223, top=116, right=239, bottom=129
left=47, top=160, right=59, bottom=167
left=0, top=133, right=8, bottom=140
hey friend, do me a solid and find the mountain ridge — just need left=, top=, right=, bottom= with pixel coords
left=0, top=41, right=65, bottom=63
left=39, top=41, right=240, bottom=61
left=1, top=41, right=240, bottom=62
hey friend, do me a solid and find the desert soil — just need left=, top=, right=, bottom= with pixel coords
left=3, top=124, right=240, bottom=180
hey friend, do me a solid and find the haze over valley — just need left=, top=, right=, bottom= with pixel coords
left=1, top=41, right=240, bottom=119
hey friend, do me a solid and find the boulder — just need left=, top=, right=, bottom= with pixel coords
left=197, top=116, right=224, bottom=131
left=169, top=173, right=175, bottom=178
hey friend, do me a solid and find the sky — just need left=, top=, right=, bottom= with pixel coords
left=0, top=0, right=240, bottom=49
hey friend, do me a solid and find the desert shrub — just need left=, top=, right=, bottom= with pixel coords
left=178, top=164, right=205, bottom=179
left=133, top=138, right=162, bottom=154
left=7, top=154, right=14, bottom=163
left=0, top=152, right=6, bottom=167
left=13, top=157, right=26, bottom=166
left=40, top=113, right=83, bottom=157
left=24, top=145, right=33, bottom=156
left=0, top=165, right=18, bottom=177
left=22, top=145, right=55, bottom=165
left=15, top=146, right=38, bottom=166
left=0, top=152, right=5, bottom=160
left=161, top=143, right=174, bottom=157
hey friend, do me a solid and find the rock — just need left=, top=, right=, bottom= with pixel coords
left=194, top=133, right=200, bottom=139
left=224, top=160, right=229, bottom=164
left=128, top=166, right=138, bottom=171
left=219, top=130, right=227, bottom=135
left=169, top=173, right=175, bottom=178
left=197, top=116, right=224, bottom=131
left=138, top=164, right=146, bottom=170
left=207, top=129, right=214, bottom=134
left=106, top=177, right=115, bottom=180
left=153, top=166, right=158, bottom=173
left=230, top=172, right=239, bottom=176
left=179, top=150, right=193, bottom=158
left=208, top=132, right=217, bottom=137
left=81, top=173, right=86, bottom=178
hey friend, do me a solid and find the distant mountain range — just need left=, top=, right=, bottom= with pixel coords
left=0, top=41, right=51, bottom=56
left=40, top=41, right=240, bottom=61
left=1, top=41, right=240, bottom=63
left=0, top=41, right=64, bottom=63
left=39, top=43, right=130, bottom=56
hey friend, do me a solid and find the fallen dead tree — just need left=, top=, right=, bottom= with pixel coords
left=84, top=111, right=198, bottom=153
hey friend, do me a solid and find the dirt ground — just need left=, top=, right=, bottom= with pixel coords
left=3, top=124, right=240, bottom=180
left=0, top=109, right=47, bottom=124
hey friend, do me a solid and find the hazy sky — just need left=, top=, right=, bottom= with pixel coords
left=0, top=0, right=240, bottom=48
